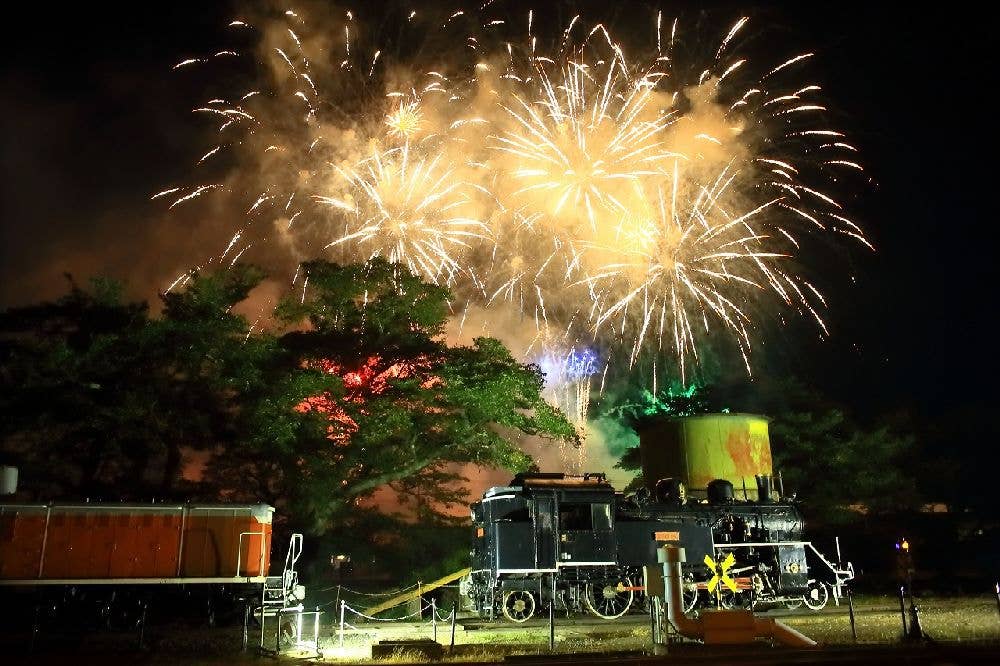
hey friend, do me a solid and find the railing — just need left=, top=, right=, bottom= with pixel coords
left=237, top=531, right=267, bottom=578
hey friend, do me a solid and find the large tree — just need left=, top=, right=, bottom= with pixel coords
left=0, top=267, right=268, bottom=498
left=1, top=260, right=575, bottom=531
left=209, top=259, right=577, bottom=532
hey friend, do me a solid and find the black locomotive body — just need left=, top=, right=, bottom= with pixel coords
left=465, top=472, right=852, bottom=622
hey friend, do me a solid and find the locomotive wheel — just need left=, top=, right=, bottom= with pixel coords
left=584, top=578, right=634, bottom=619
left=784, top=598, right=804, bottom=610
left=802, top=581, right=829, bottom=611
left=501, top=590, right=536, bottom=623
left=719, top=590, right=744, bottom=610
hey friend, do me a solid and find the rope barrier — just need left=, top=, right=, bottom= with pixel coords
left=317, top=581, right=423, bottom=596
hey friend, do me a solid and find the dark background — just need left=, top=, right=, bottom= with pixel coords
left=1, top=0, right=994, bottom=422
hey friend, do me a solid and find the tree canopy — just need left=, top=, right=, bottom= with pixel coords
left=607, top=380, right=921, bottom=525
left=0, top=260, right=576, bottom=534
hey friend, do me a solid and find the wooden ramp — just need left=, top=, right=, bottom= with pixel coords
left=364, top=567, right=471, bottom=616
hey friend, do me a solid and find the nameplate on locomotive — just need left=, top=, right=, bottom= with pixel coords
left=653, top=531, right=681, bottom=542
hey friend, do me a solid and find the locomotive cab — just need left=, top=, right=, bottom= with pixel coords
left=471, top=473, right=618, bottom=575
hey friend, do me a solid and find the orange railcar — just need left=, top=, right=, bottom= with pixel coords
left=0, top=503, right=274, bottom=585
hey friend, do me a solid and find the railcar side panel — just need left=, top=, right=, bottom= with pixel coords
left=0, top=503, right=274, bottom=583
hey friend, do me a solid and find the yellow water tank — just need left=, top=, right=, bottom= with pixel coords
left=637, top=413, right=773, bottom=499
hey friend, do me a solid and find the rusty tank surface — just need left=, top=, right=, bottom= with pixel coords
left=637, top=413, right=773, bottom=499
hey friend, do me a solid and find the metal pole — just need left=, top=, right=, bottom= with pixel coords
left=339, top=600, right=346, bottom=650
left=259, top=584, right=266, bottom=650
left=450, top=603, right=457, bottom=650
left=846, top=588, right=857, bottom=643
left=314, top=607, right=321, bottom=655
left=995, top=582, right=1000, bottom=621
left=30, top=602, right=40, bottom=654
left=432, top=598, right=437, bottom=642
left=242, top=602, right=250, bottom=652
left=137, top=600, right=147, bottom=650
left=548, top=577, right=556, bottom=651
left=275, top=610, right=280, bottom=654
left=898, top=585, right=908, bottom=639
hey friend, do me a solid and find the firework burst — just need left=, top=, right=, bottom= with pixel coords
left=160, top=5, right=869, bottom=383
left=316, top=144, right=489, bottom=284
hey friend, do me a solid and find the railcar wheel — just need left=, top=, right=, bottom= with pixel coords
left=584, top=578, right=634, bottom=619
left=501, top=590, right=536, bottom=623
left=802, top=581, right=829, bottom=611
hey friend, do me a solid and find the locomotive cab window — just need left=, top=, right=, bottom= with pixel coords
left=591, top=503, right=612, bottom=531
left=559, top=504, right=593, bottom=530
left=498, top=507, right=530, bottom=522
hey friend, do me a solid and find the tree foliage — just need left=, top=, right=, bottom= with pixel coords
left=0, top=267, right=271, bottom=498
left=213, top=259, right=577, bottom=532
left=604, top=380, right=921, bottom=525
left=0, top=260, right=576, bottom=535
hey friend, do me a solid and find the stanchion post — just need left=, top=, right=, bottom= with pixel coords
left=432, top=598, right=437, bottom=642
left=898, top=585, right=908, bottom=639
left=846, top=587, right=857, bottom=643
left=29, top=603, right=40, bottom=654
left=339, top=600, right=346, bottom=650
left=450, top=603, right=457, bottom=650
left=994, top=582, right=1000, bottom=621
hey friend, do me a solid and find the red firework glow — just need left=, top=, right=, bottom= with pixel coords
left=294, top=355, right=441, bottom=442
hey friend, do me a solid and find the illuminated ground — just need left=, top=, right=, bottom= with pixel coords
left=5, top=595, right=1000, bottom=664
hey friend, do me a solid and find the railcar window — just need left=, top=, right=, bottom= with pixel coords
left=498, top=508, right=530, bottom=521
left=559, top=504, right=592, bottom=530
left=592, top=503, right=612, bottom=530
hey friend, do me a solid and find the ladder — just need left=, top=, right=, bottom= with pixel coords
left=262, top=533, right=304, bottom=613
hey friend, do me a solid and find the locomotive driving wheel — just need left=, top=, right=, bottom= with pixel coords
left=501, top=590, right=537, bottom=623
left=802, top=580, right=829, bottom=611
left=584, top=577, right=634, bottom=619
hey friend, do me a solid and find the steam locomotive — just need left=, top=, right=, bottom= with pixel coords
left=464, top=471, right=854, bottom=622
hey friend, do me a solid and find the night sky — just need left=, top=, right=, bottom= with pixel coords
left=1, top=1, right=994, bottom=423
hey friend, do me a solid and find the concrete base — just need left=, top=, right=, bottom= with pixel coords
left=371, top=639, right=444, bottom=660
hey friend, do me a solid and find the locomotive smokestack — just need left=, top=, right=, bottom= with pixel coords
left=755, top=474, right=772, bottom=503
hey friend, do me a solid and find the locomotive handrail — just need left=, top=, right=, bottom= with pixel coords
left=715, top=539, right=855, bottom=604
left=237, top=531, right=266, bottom=577
left=714, top=540, right=854, bottom=577
left=715, top=540, right=812, bottom=547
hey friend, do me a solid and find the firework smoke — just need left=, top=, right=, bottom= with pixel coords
left=161, top=2, right=869, bottom=385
